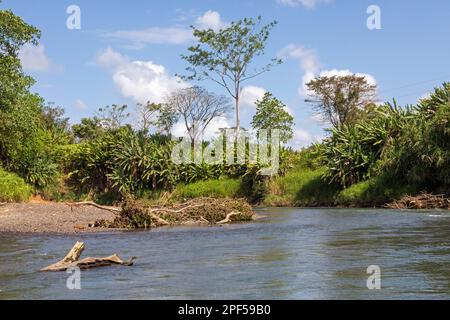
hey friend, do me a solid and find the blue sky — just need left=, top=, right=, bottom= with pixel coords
left=4, top=0, right=450, bottom=148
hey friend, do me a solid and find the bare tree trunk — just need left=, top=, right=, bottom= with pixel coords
left=235, top=95, right=240, bottom=132
left=40, top=242, right=135, bottom=272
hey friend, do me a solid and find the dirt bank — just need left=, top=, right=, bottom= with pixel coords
left=0, top=202, right=119, bottom=234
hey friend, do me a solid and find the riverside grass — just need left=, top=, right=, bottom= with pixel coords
left=0, top=168, right=33, bottom=202
left=263, top=166, right=420, bottom=207
left=173, top=178, right=241, bottom=199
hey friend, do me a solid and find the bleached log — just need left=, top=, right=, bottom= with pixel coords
left=40, top=242, right=135, bottom=272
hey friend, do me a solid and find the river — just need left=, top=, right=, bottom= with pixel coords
left=0, top=208, right=449, bottom=299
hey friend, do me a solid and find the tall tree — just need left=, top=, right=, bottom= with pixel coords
left=134, top=102, right=161, bottom=134
left=305, top=75, right=377, bottom=129
left=180, top=16, right=281, bottom=132
left=0, top=5, right=42, bottom=166
left=96, top=104, right=130, bottom=129
left=251, top=92, right=294, bottom=144
left=166, top=86, right=231, bottom=145
left=0, top=6, right=40, bottom=108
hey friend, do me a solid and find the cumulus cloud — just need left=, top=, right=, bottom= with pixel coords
left=319, top=69, right=377, bottom=87
left=172, top=116, right=231, bottom=141
left=279, top=44, right=377, bottom=97
left=287, top=129, right=325, bottom=150
left=278, top=44, right=321, bottom=96
left=96, top=47, right=188, bottom=103
left=19, top=44, right=52, bottom=72
left=288, top=129, right=313, bottom=149
left=277, top=0, right=333, bottom=9
left=240, top=86, right=267, bottom=108
left=195, top=10, right=227, bottom=31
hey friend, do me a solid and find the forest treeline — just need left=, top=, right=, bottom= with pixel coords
left=1, top=6, right=449, bottom=207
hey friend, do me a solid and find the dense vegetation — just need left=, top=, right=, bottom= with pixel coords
left=1, top=6, right=449, bottom=209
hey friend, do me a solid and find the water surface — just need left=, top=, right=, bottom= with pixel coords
left=0, top=208, right=449, bottom=299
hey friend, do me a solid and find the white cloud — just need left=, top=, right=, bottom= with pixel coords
left=105, top=27, right=194, bottom=47
left=288, top=129, right=313, bottom=149
left=240, top=86, right=267, bottom=108
left=172, top=116, right=231, bottom=141
left=279, top=44, right=377, bottom=97
left=287, top=129, right=325, bottom=150
left=240, top=85, right=294, bottom=116
left=319, top=69, right=377, bottom=87
left=74, top=99, right=87, bottom=111
left=277, top=0, right=332, bottom=9
left=195, top=10, right=227, bottom=31
left=19, top=44, right=51, bottom=72
left=96, top=47, right=188, bottom=103
left=278, top=44, right=321, bottom=96
left=103, top=10, right=226, bottom=48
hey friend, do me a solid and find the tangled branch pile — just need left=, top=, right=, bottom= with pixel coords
left=94, top=197, right=255, bottom=229
left=386, top=193, right=450, bottom=209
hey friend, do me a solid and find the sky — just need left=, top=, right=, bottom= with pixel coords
left=4, top=0, right=450, bottom=149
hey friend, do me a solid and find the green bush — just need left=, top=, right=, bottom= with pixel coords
left=174, top=178, right=241, bottom=199
left=0, top=168, right=33, bottom=202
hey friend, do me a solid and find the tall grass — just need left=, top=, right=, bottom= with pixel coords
left=0, top=168, right=33, bottom=202
left=173, top=178, right=241, bottom=199
left=264, top=167, right=340, bottom=207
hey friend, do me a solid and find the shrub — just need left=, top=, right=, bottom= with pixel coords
left=0, top=168, right=33, bottom=202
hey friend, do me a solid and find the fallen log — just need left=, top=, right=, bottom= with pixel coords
left=66, top=201, right=121, bottom=214
left=217, top=211, right=239, bottom=225
left=40, top=241, right=135, bottom=272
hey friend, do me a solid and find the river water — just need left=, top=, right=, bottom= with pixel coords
left=0, top=208, right=449, bottom=300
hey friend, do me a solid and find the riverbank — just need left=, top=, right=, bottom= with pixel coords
left=0, top=202, right=120, bottom=234
left=0, top=197, right=257, bottom=234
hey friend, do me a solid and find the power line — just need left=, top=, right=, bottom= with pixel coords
left=378, top=75, right=450, bottom=95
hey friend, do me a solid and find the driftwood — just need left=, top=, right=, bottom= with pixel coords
left=386, top=193, right=450, bottom=210
left=66, top=201, right=121, bottom=214
left=40, top=241, right=135, bottom=272
left=68, top=197, right=254, bottom=230
left=217, top=211, right=239, bottom=225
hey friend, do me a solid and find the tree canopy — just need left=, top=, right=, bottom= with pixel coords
left=180, top=16, right=281, bottom=131
left=305, top=75, right=377, bottom=129
left=251, top=92, right=294, bottom=144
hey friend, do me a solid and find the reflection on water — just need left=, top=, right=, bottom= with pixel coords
left=0, top=208, right=449, bottom=299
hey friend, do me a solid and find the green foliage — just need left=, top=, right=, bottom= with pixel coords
left=335, top=176, right=419, bottom=206
left=238, top=165, right=268, bottom=203
left=0, top=8, right=40, bottom=108
left=380, top=83, right=450, bottom=193
left=181, top=16, right=281, bottom=128
left=305, top=75, right=377, bottom=129
left=317, top=102, right=413, bottom=187
left=72, top=117, right=105, bottom=142
left=0, top=167, right=32, bottom=202
left=251, top=92, right=294, bottom=144
left=174, top=178, right=241, bottom=199
left=265, top=167, right=339, bottom=207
